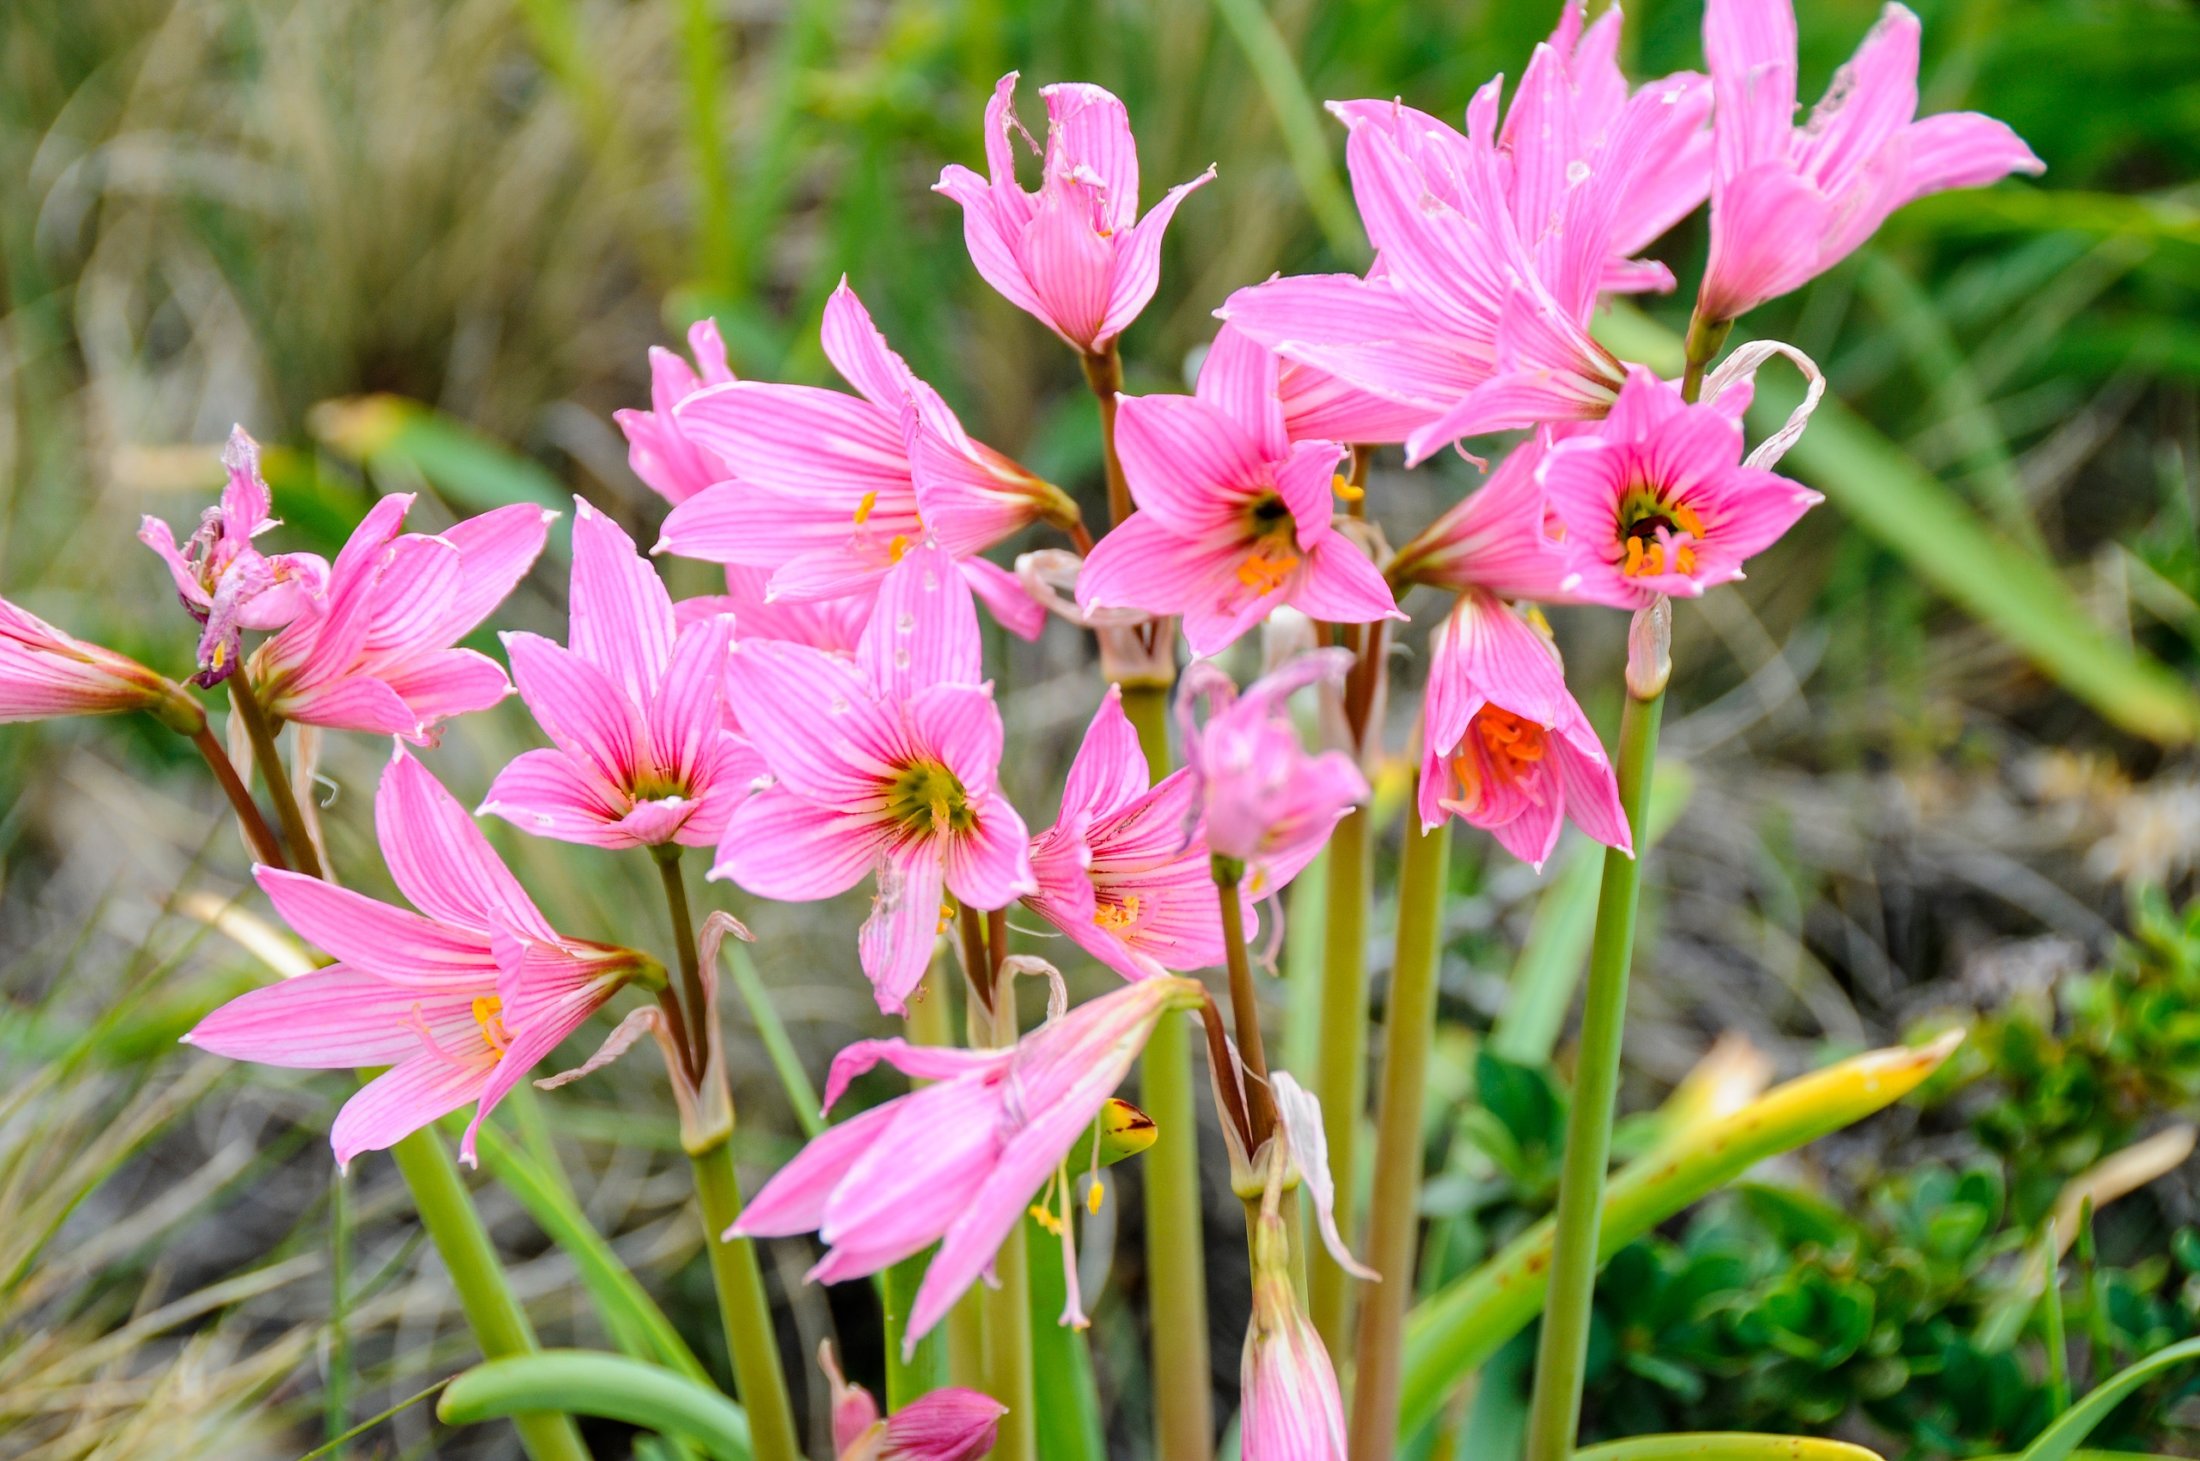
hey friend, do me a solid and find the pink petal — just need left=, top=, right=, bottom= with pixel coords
left=378, top=648, right=513, bottom=735
left=332, top=1052, right=492, bottom=1170
left=820, top=1038, right=1007, bottom=1113
left=1795, top=4, right=1919, bottom=192
left=278, top=675, right=423, bottom=738
left=820, top=281, right=925, bottom=421
left=934, top=165, right=1050, bottom=323
left=907, top=683, right=1007, bottom=799
left=505, top=632, right=647, bottom=788
left=860, top=543, right=982, bottom=700
left=1704, top=0, right=1799, bottom=175
left=1554, top=727, right=1632, bottom=856
left=569, top=500, right=677, bottom=702
left=734, top=1100, right=901, bottom=1238
left=944, top=795, right=1037, bottom=910
left=433, top=504, right=555, bottom=645
left=711, top=784, right=881, bottom=900
left=480, top=747, right=633, bottom=849
left=1114, top=393, right=1267, bottom=535
left=1290, top=537, right=1402, bottom=627
left=859, top=850, right=948, bottom=1015
left=1096, top=166, right=1215, bottom=346
left=377, top=748, right=557, bottom=941
left=650, top=614, right=734, bottom=788
left=1896, top=110, right=2045, bottom=204
left=674, top=382, right=910, bottom=501
left=255, top=868, right=495, bottom=983
left=1059, top=687, right=1150, bottom=825
left=725, top=639, right=899, bottom=804
left=1015, top=185, right=1115, bottom=351
left=959, top=556, right=1048, bottom=642
left=185, top=967, right=481, bottom=1067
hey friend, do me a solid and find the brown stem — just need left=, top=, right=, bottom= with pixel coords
left=189, top=725, right=288, bottom=870
left=653, top=846, right=710, bottom=1083
left=1213, top=858, right=1279, bottom=1149
left=227, top=676, right=322, bottom=879
left=986, top=905, right=1009, bottom=984
left=957, top=902, right=993, bottom=1014
left=1080, top=345, right=1133, bottom=527
left=1194, top=989, right=1257, bottom=1159
left=1345, top=618, right=1390, bottom=749
left=1347, top=443, right=1372, bottom=519
left=1067, top=520, right=1097, bottom=556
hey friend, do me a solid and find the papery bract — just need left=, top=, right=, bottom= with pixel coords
left=615, top=319, right=738, bottom=506
left=183, top=748, right=652, bottom=1167
left=1025, top=686, right=1256, bottom=982
left=0, top=597, right=204, bottom=732
left=483, top=499, right=758, bottom=850
left=1418, top=590, right=1629, bottom=870
left=732, top=975, right=1204, bottom=1351
left=658, top=281, right=1064, bottom=640
left=712, top=544, right=1035, bottom=1014
left=1076, top=330, right=1399, bottom=657
left=819, top=1342, right=1003, bottom=1461
left=1538, top=367, right=1821, bottom=610
left=935, top=74, right=1213, bottom=355
left=1698, top=0, right=2044, bottom=324
left=1178, top=649, right=1369, bottom=883
left=246, top=494, right=551, bottom=741
left=139, top=426, right=329, bottom=686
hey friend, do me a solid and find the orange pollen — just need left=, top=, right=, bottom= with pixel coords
left=935, top=899, right=956, bottom=935
left=1092, top=895, right=1142, bottom=932
left=1331, top=472, right=1365, bottom=503
left=472, top=995, right=511, bottom=1056
left=1236, top=541, right=1300, bottom=597
left=854, top=490, right=879, bottom=526
left=1475, top=708, right=1549, bottom=775
left=887, top=533, right=912, bottom=564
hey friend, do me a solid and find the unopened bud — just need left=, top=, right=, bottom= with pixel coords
left=1626, top=597, right=1672, bottom=700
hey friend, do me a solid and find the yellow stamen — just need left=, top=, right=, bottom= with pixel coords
left=1087, top=1179, right=1105, bottom=1215
left=887, top=533, right=911, bottom=563
left=935, top=899, right=957, bottom=935
left=854, top=489, right=878, bottom=526
left=1331, top=472, right=1365, bottom=503
left=472, top=995, right=510, bottom=1056
left=1236, top=542, right=1300, bottom=597
left=1030, top=1203, right=1065, bottom=1236
left=1091, top=894, right=1142, bottom=931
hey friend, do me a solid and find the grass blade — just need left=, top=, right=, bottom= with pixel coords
left=440, top=1350, right=754, bottom=1460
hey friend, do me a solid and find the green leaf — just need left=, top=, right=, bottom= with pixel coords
left=2017, top=1337, right=2200, bottom=1461
left=439, top=1351, right=753, bottom=1461
left=308, top=395, right=567, bottom=514
left=1576, top=1435, right=1886, bottom=1461
left=1026, top=1214, right=1107, bottom=1461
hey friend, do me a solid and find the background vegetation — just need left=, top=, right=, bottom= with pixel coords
left=1, top=0, right=2197, bottom=1456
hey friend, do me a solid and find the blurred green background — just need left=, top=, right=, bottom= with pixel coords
left=2, top=0, right=2199, bottom=1456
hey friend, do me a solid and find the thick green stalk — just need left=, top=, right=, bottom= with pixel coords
left=1520, top=685, right=1666, bottom=1461
left=1121, top=679, right=1213, bottom=1461
left=228, top=678, right=322, bottom=878
left=1349, top=810, right=1451, bottom=1461
left=1309, top=802, right=1370, bottom=1353
left=689, top=1138, right=801, bottom=1461
left=977, top=990, right=1036, bottom=1461
left=386, top=1131, right=590, bottom=1461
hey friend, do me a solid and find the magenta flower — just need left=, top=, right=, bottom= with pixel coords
left=140, top=427, right=330, bottom=686
left=732, top=975, right=1205, bottom=1349
left=1418, top=590, right=1629, bottom=870
left=1221, top=8, right=1711, bottom=463
left=481, top=499, right=758, bottom=850
left=1178, top=650, right=1369, bottom=882
left=615, top=319, right=738, bottom=506
left=820, top=1342, right=1004, bottom=1461
left=1539, top=367, right=1821, bottom=610
left=246, top=494, right=550, bottom=741
left=184, top=748, right=653, bottom=1168
left=1386, top=432, right=1576, bottom=601
left=0, top=597, right=203, bottom=731
left=1026, top=687, right=1249, bottom=982
left=657, top=281, right=1067, bottom=640
left=713, top=544, right=1035, bottom=1014
left=1076, top=330, right=1399, bottom=656
left=1699, top=0, right=2043, bottom=324
left=935, top=74, right=1213, bottom=355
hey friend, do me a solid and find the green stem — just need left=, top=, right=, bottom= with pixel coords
left=228, top=677, right=322, bottom=878
left=689, top=1137, right=802, bottom=1461
left=188, top=724, right=288, bottom=869
left=1309, top=802, right=1370, bottom=1354
left=653, top=848, right=710, bottom=1081
left=1080, top=344, right=1132, bottom=527
left=1122, top=677, right=1213, bottom=1461
left=1348, top=810, right=1451, bottom=1461
left=1680, top=311, right=1732, bottom=405
left=386, top=1130, right=590, bottom=1461
left=1520, top=684, right=1666, bottom=1461
left=977, top=991, right=1036, bottom=1461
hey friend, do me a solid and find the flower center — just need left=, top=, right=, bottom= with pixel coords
left=885, top=759, right=973, bottom=836
left=1092, top=893, right=1143, bottom=932
left=1617, top=482, right=1705, bottom=579
left=472, top=995, right=512, bottom=1057
left=1448, top=707, right=1549, bottom=810
left=1236, top=492, right=1301, bottom=596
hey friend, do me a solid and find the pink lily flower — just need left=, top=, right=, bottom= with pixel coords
left=139, top=426, right=330, bottom=686
left=1538, top=367, right=1821, bottom=610
left=731, top=974, right=1206, bottom=1350
left=1418, top=590, right=1629, bottom=870
left=1075, top=329, right=1400, bottom=657
left=183, top=748, right=655, bottom=1168
left=820, top=1343, right=1004, bottom=1461
left=1025, top=687, right=1266, bottom=982
left=1385, top=432, right=1577, bottom=601
left=1220, top=10, right=1711, bottom=465
left=481, top=499, right=760, bottom=850
left=935, top=74, right=1214, bottom=355
left=713, top=544, right=1035, bottom=1014
left=675, top=565, right=867, bottom=654
left=657, top=281, right=1069, bottom=641
left=1178, top=649, right=1369, bottom=882
left=246, top=494, right=551, bottom=741
left=0, top=597, right=203, bottom=732
left=1698, top=0, right=2044, bottom=324
left=615, top=319, right=738, bottom=506
left=1239, top=1193, right=1348, bottom=1461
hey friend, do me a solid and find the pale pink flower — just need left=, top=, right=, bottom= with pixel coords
left=615, top=319, right=738, bottom=506
left=481, top=499, right=759, bottom=850
left=0, top=597, right=203, bottom=732
left=1220, top=7, right=1711, bottom=464
left=657, top=281, right=1066, bottom=640
left=935, top=74, right=1214, bottom=355
left=184, top=748, right=652, bottom=1168
left=246, top=494, right=550, bottom=741
left=1026, top=687, right=1257, bottom=982
left=1385, top=432, right=1576, bottom=600
left=712, top=545, right=1035, bottom=1014
left=1418, top=590, right=1629, bottom=870
left=1539, top=367, right=1820, bottom=610
left=675, top=565, right=867, bottom=654
left=1076, top=330, right=1399, bottom=656
left=139, top=426, right=329, bottom=686
left=819, top=1343, right=1004, bottom=1461
left=1698, top=0, right=2043, bottom=324
left=732, top=975, right=1205, bottom=1350
left=1239, top=1197, right=1348, bottom=1461
left=1178, top=650, right=1369, bottom=881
